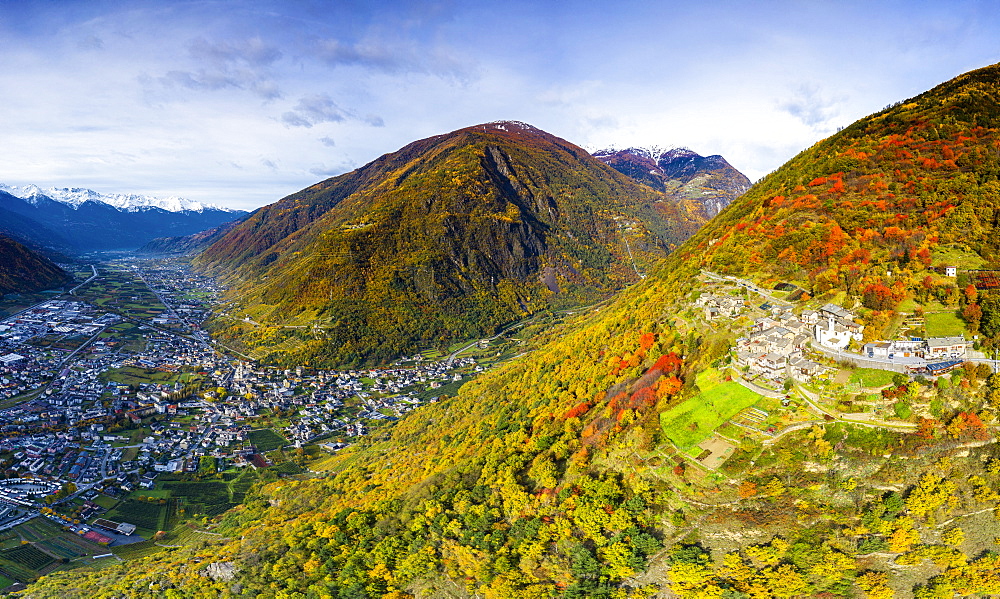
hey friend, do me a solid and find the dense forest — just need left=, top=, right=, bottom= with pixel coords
left=0, top=235, right=69, bottom=295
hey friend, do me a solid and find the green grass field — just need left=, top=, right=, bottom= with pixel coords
left=896, top=297, right=918, bottom=313
left=925, top=311, right=967, bottom=337
left=99, top=366, right=204, bottom=388
left=932, top=245, right=986, bottom=270
left=660, top=369, right=762, bottom=450
left=848, top=368, right=896, bottom=388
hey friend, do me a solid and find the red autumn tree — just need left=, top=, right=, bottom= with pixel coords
left=656, top=375, right=683, bottom=398
left=651, top=352, right=683, bottom=374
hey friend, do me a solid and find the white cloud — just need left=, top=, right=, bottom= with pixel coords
left=309, top=162, right=354, bottom=178
left=157, top=36, right=284, bottom=101
left=281, top=94, right=348, bottom=128
left=778, top=84, right=845, bottom=127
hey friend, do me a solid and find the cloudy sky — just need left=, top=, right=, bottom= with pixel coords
left=1, top=0, right=998, bottom=211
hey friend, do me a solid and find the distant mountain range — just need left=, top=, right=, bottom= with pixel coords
left=0, top=184, right=247, bottom=253
left=593, top=146, right=750, bottom=220
left=0, top=184, right=231, bottom=213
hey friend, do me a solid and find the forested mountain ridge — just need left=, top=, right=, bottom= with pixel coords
left=593, top=147, right=750, bottom=220
left=26, top=64, right=1000, bottom=599
left=0, top=235, right=71, bottom=294
left=672, top=61, right=1000, bottom=342
left=195, top=121, right=706, bottom=367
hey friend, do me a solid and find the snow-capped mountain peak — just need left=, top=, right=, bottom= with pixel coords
left=591, top=145, right=682, bottom=162
left=0, top=183, right=234, bottom=213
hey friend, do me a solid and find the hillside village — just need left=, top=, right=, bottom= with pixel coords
left=697, top=271, right=982, bottom=393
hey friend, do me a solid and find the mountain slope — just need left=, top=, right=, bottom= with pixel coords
left=197, top=121, right=705, bottom=366
left=27, top=64, right=1000, bottom=599
left=675, top=63, right=1000, bottom=317
left=0, top=234, right=70, bottom=294
left=594, top=147, right=750, bottom=220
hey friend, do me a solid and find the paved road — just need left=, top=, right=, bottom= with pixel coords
left=701, top=270, right=792, bottom=307
left=815, top=344, right=1000, bottom=374
left=69, top=264, right=99, bottom=295
left=445, top=320, right=528, bottom=368
left=41, top=323, right=112, bottom=393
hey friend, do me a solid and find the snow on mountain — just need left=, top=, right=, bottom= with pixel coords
left=484, top=120, right=540, bottom=132
left=591, top=146, right=687, bottom=162
left=0, top=183, right=234, bottom=213
left=657, top=147, right=700, bottom=163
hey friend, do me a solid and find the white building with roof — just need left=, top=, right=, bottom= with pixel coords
left=926, top=336, right=969, bottom=359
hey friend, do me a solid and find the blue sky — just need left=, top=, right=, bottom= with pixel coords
left=1, top=0, right=998, bottom=210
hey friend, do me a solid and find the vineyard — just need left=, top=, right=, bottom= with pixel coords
left=161, top=481, right=234, bottom=517
left=247, top=428, right=287, bottom=452
left=105, top=499, right=166, bottom=534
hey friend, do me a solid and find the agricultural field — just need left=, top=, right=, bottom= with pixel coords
left=98, top=322, right=149, bottom=353
left=660, top=368, right=763, bottom=451
left=105, top=499, right=167, bottom=534
left=35, top=534, right=96, bottom=561
left=0, top=545, right=54, bottom=575
left=15, top=519, right=63, bottom=543
left=0, top=518, right=112, bottom=582
left=925, top=311, right=967, bottom=337
left=270, top=461, right=304, bottom=475
left=848, top=368, right=897, bottom=388
left=110, top=539, right=163, bottom=560
left=162, top=481, right=234, bottom=517
left=74, top=268, right=168, bottom=323
left=247, top=428, right=287, bottom=452
left=226, top=469, right=260, bottom=504
left=0, top=532, right=17, bottom=552
left=99, top=365, right=204, bottom=388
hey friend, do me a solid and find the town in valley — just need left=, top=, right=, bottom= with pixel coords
left=0, top=258, right=484, bottom=577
